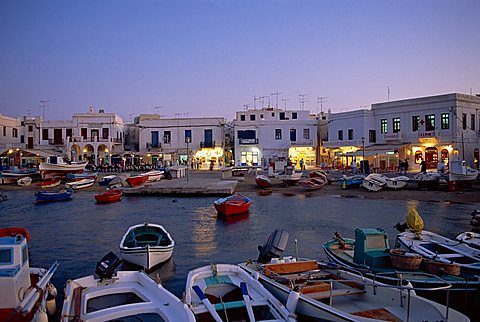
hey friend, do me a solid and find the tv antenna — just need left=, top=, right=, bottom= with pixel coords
left=154, top=106, right=164, bottom=115
left=259, top=96, right=269, bottom=108
left=40, top=99, right=49, bottom=120
left=271, top=91, right=283, bottom=108
left=299, top=94, right=309, bottom=110
left=317, top=96, right=328, bottom=114
left=243, top=104, right=251, bottom=111
left=281, top=98, right=290, bottom=110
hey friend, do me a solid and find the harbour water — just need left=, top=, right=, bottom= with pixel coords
left=1, top=189, right=479, bottom=320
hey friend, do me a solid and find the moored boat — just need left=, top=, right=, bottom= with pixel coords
left=35, top=179, right=61, bottom=189
left=454, top=232, right=480, bottom=250
left=17, top=176, right=32, bottom=186
left=98, top=174, right=117, bottom=186
left=65, top=178, right=95, bottom=190
left=66, top=171, right=98, bottom=180
left=300, top=177, right=327, bottom=191
left=39, top=155, right=87, bottom=179
left=385, top=175, right=410, bottom=190
left=362, top=173, right=387, bottom=191
left=185, top=263, right=295, bottom=322
left=0, top=228, right=59, bottom=322
left=142, top=170, right=164, bottom=182
left=0, top=169, right=37, bottom=184
left=119, top=223, right=175, bottom=271
left=126, top=173, right=149, bottom=187
left=95, top=189, right=122, bottom=203
left=255, top=175, right=272, bottom=188
left=412, top=172, right=441, bottom=189
left=213, top=193, right=251, bottom=216
left=35, top=189, right=74, bottom=203
left=338, top=174, right=364, bottom=189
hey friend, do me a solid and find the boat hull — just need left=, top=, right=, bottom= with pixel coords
left=65, top=179, right=95, bottom=190
left=95, top=189, right=122, bottom=203
left=120, top=246, right=173, bottom=270
left=35, top=179, right=61, bottom=189
left=126, top=175, right=149, bottom=187
left=213, top=194, right=251, bottom=216
left=39, top=162, right=87, bottom=179
left=255, top=175, right=272, bottom=188
left=35, top=189, right=73, bottom=203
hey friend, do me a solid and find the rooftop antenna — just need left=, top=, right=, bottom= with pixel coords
left=299, top=94, right=309, bottom=110
left=40, top=99, right=49, bottom=120
left=174, top=113, right=182, bottom=118
left=243, top=104, right=251, bottom=111
left=253, top=96, right=259, bottom=109
left=259, top=96, right=269, bottom=108
left=317, top=96, right=328, bottom=114
left=154, top=106, right=164, bottom=115
left=281, top=98, right=290, bottom=110
left=271, top=91, right=283, bottom=108
left=387, top=86, right=390, bottom=101
left=26, top=108, right=32, bottom=117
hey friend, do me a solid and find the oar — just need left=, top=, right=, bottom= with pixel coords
left=192, top=285, right=223, bottom=322
left=240, top=282, right=255, bottom=322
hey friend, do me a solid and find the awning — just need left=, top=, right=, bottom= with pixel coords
left=363, top=144, right=408, bottom=156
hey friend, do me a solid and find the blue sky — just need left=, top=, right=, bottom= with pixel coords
left=1, top=0, right=479, bottom=121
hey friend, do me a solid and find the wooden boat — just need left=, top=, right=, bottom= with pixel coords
left=36, top=179, right=61, bottom=189
left=255, top=174, right=272, bottom=188
left=142, top=170, right=164, bottom=182
left=396, top=230, right=480, bottom=274
left=17, top=176, right=33, bottom=186
left=0, top=228, right=59, bottom=322
left=455, top=231, right=480, bottom=250
left=61, top=252, right=194, bottom=322
left=35, top=189, right=74, bottom=203
left=362, top=173, right=387, bottom=191
left=213, top=193, right=252, bottom=216
left=448, top=158, right=479, bottom=182
left=66, top=171, right=98, bottom=180
left=119, top=223, right=175, bottom=271
left=338, top=174, right=364, bottom=189
left=1, top=169, right=37, bottom=184
left=98, top=174, right=117, bottom=186
left=275, top=171, right=303, bottom=185
left=240, top=229, right=468, bottom=322
left=126, top=173, right=149, bottom=187
left=65, top=178, right=95, bottom=190
left=95, top=189, right=122, bottom=203
left=300, top=177, right=327, bottom=191
left=39, top=155, right=87, bottom=179
left=385, top=175, right=410, bottom=190
left=309, top=170, right=327, bottom=178
left=185, top=263, right=294, bottom=322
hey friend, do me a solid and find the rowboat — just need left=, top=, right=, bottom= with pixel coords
left=338, top=174, right=364, bottom=189
left=98, top=174, right=117, bottom=186
left=142, top=170, right=164, bottom=182
left=185, top=263, right=295, bottom=322
left=240, top=229, right=469, bottom=322
left=213, top=193, right=251, bottom=216
left=17, top=176, right=33, bottom=186
left=0, top=228, right=59, bottom=322
left=455, top=232, right=480, bottom=250
left=66, top=171, right=98, bottom=180
left=119, top=223, right=175, bottom=271
left=362, top=173, right=387, bottom=191
left=255, top=175, right=272, bottom=188
left=35, top=189, right=74, bottom=203
left=126, top=173, right=149, bottom=187
left=62, top=252, right=194, bottom=322
left=95, top=189, right=122, bottom=203
left=300, top=177, right=327, bottom=191
left=39, top=155, right=87, bottom=179
left=36, top=179, right=61, bottom=189
left=412, top=172, right=441, bottom=189
left=385, top=175, right=410, bottom=190
left=0, top=169, right=37, bottom=184
left=65, top=178, right=95, bottom=190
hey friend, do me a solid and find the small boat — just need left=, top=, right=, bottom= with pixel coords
left=17, top=176, right=33, bottom=186
left=185, top=263, right=295, bottom=322
left=142, top=170, right=164, bottom=182
left=35, top=189, right=74, bottom=203
left=61, top=252, right=195, bottom=322
left=412, top=172, right=441, bottom=189
left=385, top=175, right=410, bottom=190
left=300, top=177, right=327, bottom=191
left=447, top=157, right=479, bottom=182
left=1, top=169, right=37, bottom=184
left=65, top=178, right=95, bottom=190
left=309, top=169, right=327, bottom=178
left=39, top=155, right=87, bottom=179
left=362, top=173, right=387, bottom=191
left=213, top=193, right=252, bottom=216
left=119, top=223, right=175, bottom=271
left=240, top=229, right=468, bottom=322
left=455, top=232, right=480, bottom=250
left=36, top=179, right=61, bottom=189
left=66, top=171, right=98, bottom=180
left=275, top=171, right=303, bottom=185
left=126, top=173, right=149, bottom=187
left=98, top=174, right=117, bottom=186
left=0, top=228, right=59, bottom=322
left=255, top=174, right=272, bottom=188
left=95, top=189, right=122, bottom=203
left=338, top=174, right=364, bottom=189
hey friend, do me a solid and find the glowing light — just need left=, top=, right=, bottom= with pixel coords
left=446, top=145, right=453, bottom=152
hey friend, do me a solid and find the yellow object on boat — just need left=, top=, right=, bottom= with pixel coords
left=406, top=206, right=424, bottom=236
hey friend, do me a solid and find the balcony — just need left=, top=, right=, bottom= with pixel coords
left=200, top=141, right=216, bottom=148
left=146, top=142, right=162, bottom=150
left=68, top=136, right=123, bottom=144
left=238, top=138, right=258, bottom=145
left=290, top=139, right=314, bottom=147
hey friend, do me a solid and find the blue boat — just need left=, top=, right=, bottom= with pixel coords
left=66, top=172, right=98, bottom=180
left=338, top=174, right=364, bottom=189
left=35, top=189, right=74, bottom=203
left=98, top=175, right=117, bottom=186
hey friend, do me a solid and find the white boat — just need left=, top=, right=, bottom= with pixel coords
left=142, top=170, right=164, bottom=182
left=275, top=166, right=303, bottom=185
left=17, top=176, right=33, bottom=186
left=396, top=230, right=480, bottom=274
left=412, top=172, right=441, bottom=189
left=61, top=263, right=195, bottom=322
left=0, top=228, right=59, bottom=322
left=65, top=178, right=95, bottom=190
left=185, top=263, right=295, bottom=322
left=448, top=157, right=479, bottom=182
left=362, top=173, right=387, bottom=191
left=455, top=232, right=480, bottom=250
left=385, top=175, right=410, bottom=190
left=1, top=169, right=37, bottom=184
left=39, top=155, right=87, bottom=179
left=119, top=223, right=175, bottom=271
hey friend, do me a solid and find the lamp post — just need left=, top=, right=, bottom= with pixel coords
left=361, top=137, right=365, bottom=174
left=186, top=137, right=190, bottom=182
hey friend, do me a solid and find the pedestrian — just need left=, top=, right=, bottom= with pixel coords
left=420, top=158, right=426, bottom=173
left=351, top=159, right=358, bottom=175
left=299, top=158, right=305, bottom=170
left=398, top=160, right=404, bottom=175
left=404, top=159, right=409, bottom=174
left=437, top=158, right=446, bottom=174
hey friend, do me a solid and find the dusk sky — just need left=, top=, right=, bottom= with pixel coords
left=1, top=0, right=479, bottom=122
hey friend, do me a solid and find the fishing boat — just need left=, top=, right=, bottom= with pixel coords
left=119, top=223, right=175, bottom=271
left=412, top=172, right=441, bottom=189
left=35, top=189, right=74, bottom=203
left=0, top=169, right=37, bottom=184
left=17, top=176, right=33, bottom=186
left=338, top=174, right=364, bottom=189
left=255, top=174, right=272, bottom=188
left=98, top=174, right=117, bottom=186
left=95, top=189, right=122, bottom=203
left=142, top=170, right=164, bottom=182
left=275, top=168, right=303, bottom=185
left=39, top=155, right=87, bottom=179
left=455, top=232, right=480, bottom=250
left=0, top=228, right=59, bottom=322
left=66, top=171, right=98, bottom=180
left=385, top=175, right=410, bottom=190
left=35, top=179, right=61, bottom=189
left=362, top=173, right=387, bottom=192
left=448, top=157, right=479, bottom=182
left=213, top=193, right=252, bottom=216
left=240, top=229, right=468, bottom=322
left=61, top=252, right=195, bottom=322
left=65, top=178, right=95, bottom=190
left=126, top=173, right=149, bottom=187
left=185, top=263, right=295, bottom=322
left=300, top=177, right=327, bottom=191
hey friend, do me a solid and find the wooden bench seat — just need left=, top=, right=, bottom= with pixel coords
left=264, top=260, right=318, bottom=277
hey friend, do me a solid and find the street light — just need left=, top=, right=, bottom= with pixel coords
left=186, top=136, right=191, bottom=182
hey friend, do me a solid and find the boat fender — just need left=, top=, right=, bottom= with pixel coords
left=33, top=308, right=49, bottom=322
left=46, top=283, right=57, bottom=316
left=285, top=291, right=300, bottom=314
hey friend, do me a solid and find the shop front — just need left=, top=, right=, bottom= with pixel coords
left=193, top=146, right=224, bottom=169
left=288, top=146, right=316, bottom=169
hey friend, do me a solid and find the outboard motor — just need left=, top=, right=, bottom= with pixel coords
left=95, top=251, right=122, bottom=279
left=258, top=229, right=289, bottom=264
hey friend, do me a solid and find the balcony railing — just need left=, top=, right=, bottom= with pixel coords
left=68, top=136, right=123, bottom=144
left=238, top=138, right=258, bottom=145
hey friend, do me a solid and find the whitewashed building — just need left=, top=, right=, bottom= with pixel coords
left=233, top=108, right=318, bottom=169
left=0, top=114, right=22, bottom=150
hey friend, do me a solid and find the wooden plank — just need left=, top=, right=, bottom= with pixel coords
left=352, top=308, right=402, bottom=322
left=300, top=282, right=331, bottom=294
left=264, top=260, right=318, bottom=277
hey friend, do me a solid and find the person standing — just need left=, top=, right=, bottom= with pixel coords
left=351, top=159, right=358, bottom=175
left=299, top=158, right=305, bottom=170
left=404, top=159, right=409, bottom=174
left=420, top=159, right=426, bottom=173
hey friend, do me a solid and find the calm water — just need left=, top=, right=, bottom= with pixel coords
left=1, top=189, right=479, bottom=316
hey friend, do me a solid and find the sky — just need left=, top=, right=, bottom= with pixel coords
left=1, top=0, right=479, bottom=122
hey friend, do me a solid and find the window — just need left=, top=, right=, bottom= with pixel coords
left=280, top=112, right=287, bottom=120
left=240, top=115, right=245, bottom=121
left=66, top=129, right=72, bottom=139
left=303, top=129, right=310, bottom=140
left=348, top=129, right=353, bottom=140
left=462, top=113, right=467, bottom=130
left=380, top=119, right=387, bottom=134
left=392, top=118, right=400, bottom=133
left=185, top=130, right=192, bottom=143
left=2, top=126, right=5, bottom=136
left=0, top=248, right=13, bottom=264
left=20, top=135, right=24, bottom=143
left=12, top=128, right=18, bottom=138
left=163, top=131, right=171, bottom=144
left=338, top=130, right=343, bottom=141
left=369, top=129, right=376, bottom=143
left=471, top=114, right=475, bottom=131
left=441, top=113, right=449, bottom=130
left=28, top=125, right=33, bottom=132
left=271, top=112, right=275, bottom=117
left=425, top=114, right=435, bottom=131
left=292, top=112, right=298, bottom=119
left=250, top=114, right=255, bottom=121
left=42, top=129, right=49, bottom=140
left=237, top=130, right=256, bottom=139
left=91, top=129, right=99, bottom=139
left=260, top=114, right=264, bottom=119
left=151, top=131, right=159, bottom=148
left=415, top=151, right=423, bottom=164
left=289, top=128, right=296, bottom=141
left=81, top=128, right=87, bottom=139
left=275, top=129, right=282, bottom=140
left=412, top=116, right=420, bottom=132
left=102, top=128, right=109, bottom=139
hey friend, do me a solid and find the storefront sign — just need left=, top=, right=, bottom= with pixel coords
left=418, top=132, right=435, bottom=138
left=384, top=133, right=404, bottom=140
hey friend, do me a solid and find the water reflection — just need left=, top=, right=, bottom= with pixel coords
left=191, top=206, right=218, bottom=257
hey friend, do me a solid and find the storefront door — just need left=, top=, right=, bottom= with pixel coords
left=425, top=147, right=438, bottom=170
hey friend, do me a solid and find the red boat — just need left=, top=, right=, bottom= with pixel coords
left=126, top=174, right=149, bottom=187
left=255, top=175, right=272, bottom=188
left=35, top=179, right=61, bottom=189
left=213, top=193, right=252, bottom=216
left=95, top=189, right=122, bottom=203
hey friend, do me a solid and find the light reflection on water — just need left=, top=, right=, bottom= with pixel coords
left=1, top=189, right=479, bottom=304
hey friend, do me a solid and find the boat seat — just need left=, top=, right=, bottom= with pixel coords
left=205, top=275, right=233, bottom=286
left=264, top=260, right=318, bottom=277
left=213, top=300, right=245, bottom=311
left=307, top=288, right=366, bottom=300
left=351, top=307, right=402, bottom=322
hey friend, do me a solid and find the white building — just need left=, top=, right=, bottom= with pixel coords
left=0, top=114, right=22, bottom=150
left=136, top=114, right=226, bottom=168
left=233, top=108, right=318, bottom=169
